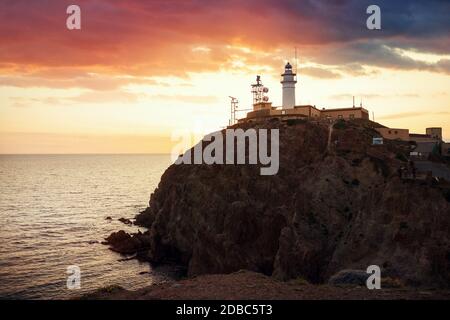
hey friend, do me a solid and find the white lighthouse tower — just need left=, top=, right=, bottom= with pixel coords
left=281, top=62, right=297, bottom=109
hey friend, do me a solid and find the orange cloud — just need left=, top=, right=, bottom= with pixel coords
left=1, top=0, right=449, bottom=80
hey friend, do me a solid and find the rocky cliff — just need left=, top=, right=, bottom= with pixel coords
left=113, top=119, right=450, bottom=287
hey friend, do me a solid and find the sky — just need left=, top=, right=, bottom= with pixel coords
left=0, top=0, right=449, bottom=154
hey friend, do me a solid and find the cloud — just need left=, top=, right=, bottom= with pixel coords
left=0, top=0, right=449, bottom=77
left=301, top=67, right=341, bottom=79
left=329, top=93, right=420, bottom=101
left=8, top=96, right=64, bottom=108
left=6, top=91, right=218, bottom=107
left=379, top=111, right=450, bottom=120
left=305, top=40, right=450, bottom=75
left=66, top=91, right=140, bottom=104
left=0, top=72, right=157, bottom=90
left=6, top=90, right=142, bottom=107
left=150, top=94, right=219, bottom=104
left=277, top=0, right=450, bottom=44
left=436, top=59, right=450, bottom=74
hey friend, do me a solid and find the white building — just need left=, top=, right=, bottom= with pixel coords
left=280, top=62, right=297, bottom=109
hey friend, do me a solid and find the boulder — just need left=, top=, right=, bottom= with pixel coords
left=328, top=270, right=369, bottom=286
left=118, top=217, right=133, bottom=225
left=104, top=230, right=150, bottom=255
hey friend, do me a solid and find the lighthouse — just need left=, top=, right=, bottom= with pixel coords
left=281, top=62, right=297, bottom=109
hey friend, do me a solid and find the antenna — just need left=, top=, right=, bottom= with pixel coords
left=251, top=75, right=269, bottom=105
left=360, top=97, right=363, bottom=108
left=353, top=96, right=355, bottom=108
left=295, top=47, right=298, bottom=74
left=229, top=96, right=239, bottom=126
left=372, top=111, right=375, bottom=122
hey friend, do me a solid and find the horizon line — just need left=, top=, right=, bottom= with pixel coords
left=0, top=153, right=172, bottom=156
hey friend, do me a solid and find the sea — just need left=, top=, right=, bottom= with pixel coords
left=0, top=154, right=173, bottom=299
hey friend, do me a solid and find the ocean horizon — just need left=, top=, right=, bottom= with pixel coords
left=0, top=154, right=173, bottom=299
left=0, top=153, right=172, bottom=155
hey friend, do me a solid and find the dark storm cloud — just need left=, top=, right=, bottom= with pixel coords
left=275, top=0, right=450, bottom=44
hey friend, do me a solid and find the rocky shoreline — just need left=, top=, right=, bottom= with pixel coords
left=103, top=118, right=450, bottom=294
left=81, top=270, right=450, bottom=300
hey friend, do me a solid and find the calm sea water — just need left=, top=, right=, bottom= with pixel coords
left=0, top=154, right=172, bottom=299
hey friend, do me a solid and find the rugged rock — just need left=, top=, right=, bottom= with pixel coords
left=131, top=119, right=450, bottom=287
left=80, top=270, right=450, bottom=300
left=328, top=269, right=369, bottom=286
left=118, top=217, right=133, bottom=225
left=104, top=230, right=150, bottom=255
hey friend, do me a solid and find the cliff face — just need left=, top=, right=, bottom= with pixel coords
left=135, top=119, right=450, bottom=287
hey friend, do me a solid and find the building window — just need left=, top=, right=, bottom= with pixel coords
left=394, top=130, right=398, bottom=134
left=281, top=110, right=286, bottom=115
left=349, top=114, right=355, bottom=119
left=388, top=130, right=392, bottom=134
left=338, top=115, right=343, bottom=119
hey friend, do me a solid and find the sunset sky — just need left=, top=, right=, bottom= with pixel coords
left=1, top=0, right=449, bottom=153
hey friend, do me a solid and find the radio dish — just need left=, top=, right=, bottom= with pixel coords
left=263, top=96, right=269, bottom=102
left=263, top=87, right=269, bottom=93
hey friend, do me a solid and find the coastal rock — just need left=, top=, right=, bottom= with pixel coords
left=118, top=217, right=133, bottom=225
left=129, top=119, right=450, bottom=287
left=328, top=270, right=369, bottom=286
left=104, top=230, right=150, bottom=254
left=80, top=270, right=450, bottom=300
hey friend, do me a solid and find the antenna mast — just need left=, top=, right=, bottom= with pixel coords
left=251, top=75, right=269, bottom=105
left=295, top=47, right=298, bottom=74
left=228, top=96, right=239, bottom=126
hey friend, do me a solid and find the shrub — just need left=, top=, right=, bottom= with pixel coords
left=286, top=118, right=306, bottom=126
left=351, top=159, right=362, bottom=167
left=370, top=156, right=390, bottom=177
left=443, top=189, right=450, bottom=203
left=396, top=153, right=408, bottom=162
left=269, top=117, right=280, bottom=123
left=333, top=120, right=347, bottom=130
left=289, top=277, right=310, bottom=286
left=382, top=277, right=404, bottom=288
